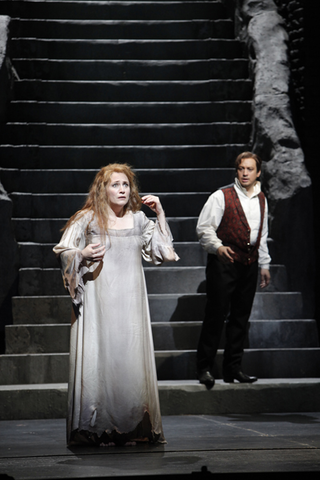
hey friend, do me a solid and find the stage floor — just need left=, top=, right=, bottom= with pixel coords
left=1, top=412, right=320, bottom=479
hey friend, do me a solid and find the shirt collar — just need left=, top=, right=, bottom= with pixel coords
left=234, top=177, right=261, bottom=197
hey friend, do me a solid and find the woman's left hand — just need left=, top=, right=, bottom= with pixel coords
left=141, top=195, right=164, bottom=216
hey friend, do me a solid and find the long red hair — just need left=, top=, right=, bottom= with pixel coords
left=62, top=163, right=141, bottom=232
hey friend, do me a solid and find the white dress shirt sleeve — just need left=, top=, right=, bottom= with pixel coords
left=196, top=190, right=225, bottom=254
left=258, top=199, right=271, bottom=269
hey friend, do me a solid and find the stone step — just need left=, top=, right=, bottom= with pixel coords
left=1, top=348, right=319, bottom=385
left=7, top=101, right=251, bottom=124
left=12, top=217, right=200, bottom=243
left=2, top=122, right=251, bottom=146
left=12, top=80, right=252, bottom=102
left=2, top=379, right=320, bottom=420
left=18, top=242, right=207, bottom=268
left=0, top=383, right=69, bottom=420
left=0, top=353, right=69, bottom=385
left=3, top=167, right=236, bottom=193
left=7, top=220, right=284, bottom=263
left=149, top=292, right=305, bottom=322
left=0, top=145, right=247, bottom=169
left=12, top=38, right=244, bottom=60
left=159, top=379, right=320, bottom=415
left=17, top=239, right=279, bottom=269
left=11, top=19, right=234, bottom=40
left=5, top=320, right=319, bottom=354
left=11, top=292, right=305, bottom=325
left=16, top=266, right=208, bottom=296
left=13, top=59, right=248, bottom=81
left=9, top=193, right=211, bottom=218
left=157, top=349, right=320, bottom=381
left=11, top=191, right=263, bottom=218
left=153, top=320, right=320, bottom=350
left=17, top=265, right=287, bottom=296
left=0, top=1, right=229, bottom=21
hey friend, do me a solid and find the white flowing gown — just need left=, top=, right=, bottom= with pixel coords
left=53, top=210, right=179, bottom=445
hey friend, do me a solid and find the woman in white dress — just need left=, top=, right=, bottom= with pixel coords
left=53, top=163, right=179, bottom=446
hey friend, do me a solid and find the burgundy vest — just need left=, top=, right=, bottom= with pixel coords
left=216, top=186, right=265, bottom=265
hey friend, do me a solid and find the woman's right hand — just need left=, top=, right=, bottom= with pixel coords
left=81, top=243, right=106, bottom=262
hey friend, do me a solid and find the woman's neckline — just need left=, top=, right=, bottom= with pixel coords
left=108, top=211, right=135, bottom=231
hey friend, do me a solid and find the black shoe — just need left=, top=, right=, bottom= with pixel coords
left=223, top=371, right=258, bottom=383
left=197, top=370, right=215, bottom=389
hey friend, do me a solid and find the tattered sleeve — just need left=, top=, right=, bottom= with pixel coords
left=140, top=212, right=179, bottom=265
left=53, top=215, right=89, bottom=306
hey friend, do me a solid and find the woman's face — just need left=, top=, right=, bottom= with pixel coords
left=106, top=172, right=131, bottom=212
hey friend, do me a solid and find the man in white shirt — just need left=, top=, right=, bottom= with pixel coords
left=196, top=152, right=271, bottom=389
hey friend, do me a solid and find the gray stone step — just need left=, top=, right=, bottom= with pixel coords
left=11, top=292, right=305, bottom=325
left=158, top=379, right=320, bottom=415
left=17, top=265, right=287, bottom=296
left=153, top=320, right=320, bottom=350
left=12, top=217, right=200, bottom=243
left=10, top=190, right=266, bottom=218
left=150, top=292, right=305, bottom=322
left=9, top=193, right=214, bottom=218
left=1, top=348, right=320, bottom=385
left=0, top=1, right=230, bottom=21
left=7, top=101, right=251, bottom=124
left=11, top=19, right=234, bottom=40
left=17, top=239, right=278, bottom=269
left=2, top=122, right=251, bottom=146
left=18, top=266, right=208, bottom=296
left=13, top=59, right=248, bottom=81
left=12, top=38, right=245, bottom=60
left=3, top=167, right=236, bottom=193
left=0, top=383, right=69, bottom=420
left=0, top=353, right=68, bottom=385
left=0, top=145, right=248, bottom=169
left=5, top=320, right=319, bottom=354
left=12, top=80, right=252, bottom=102
left=156, top=349, right=320, bottom=380
left=18, top=241, right=208, bottom=268
left=2, top=379, right=320, bottom=420
left=16, top=266, right=207, bottom=296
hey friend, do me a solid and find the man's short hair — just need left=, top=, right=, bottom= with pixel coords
left=235, top=152, right=262, bottom=172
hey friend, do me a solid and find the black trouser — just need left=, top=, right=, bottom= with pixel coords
left=197, top=254, right=258, bottom=375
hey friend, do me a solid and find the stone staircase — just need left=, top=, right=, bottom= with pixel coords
left=0, top=0, right=319, bottom=420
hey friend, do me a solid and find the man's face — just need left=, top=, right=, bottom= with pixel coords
left=237, top=157, right=261, bottom=191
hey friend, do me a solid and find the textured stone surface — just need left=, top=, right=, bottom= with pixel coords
left=239, top=2, right=309, bottom=197
left=274, top=0, right=305, bottom=128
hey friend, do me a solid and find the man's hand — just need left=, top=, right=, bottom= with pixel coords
left=260, top=268, right=271, bottom=289
left=217, top=246, right=235, bottom=264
